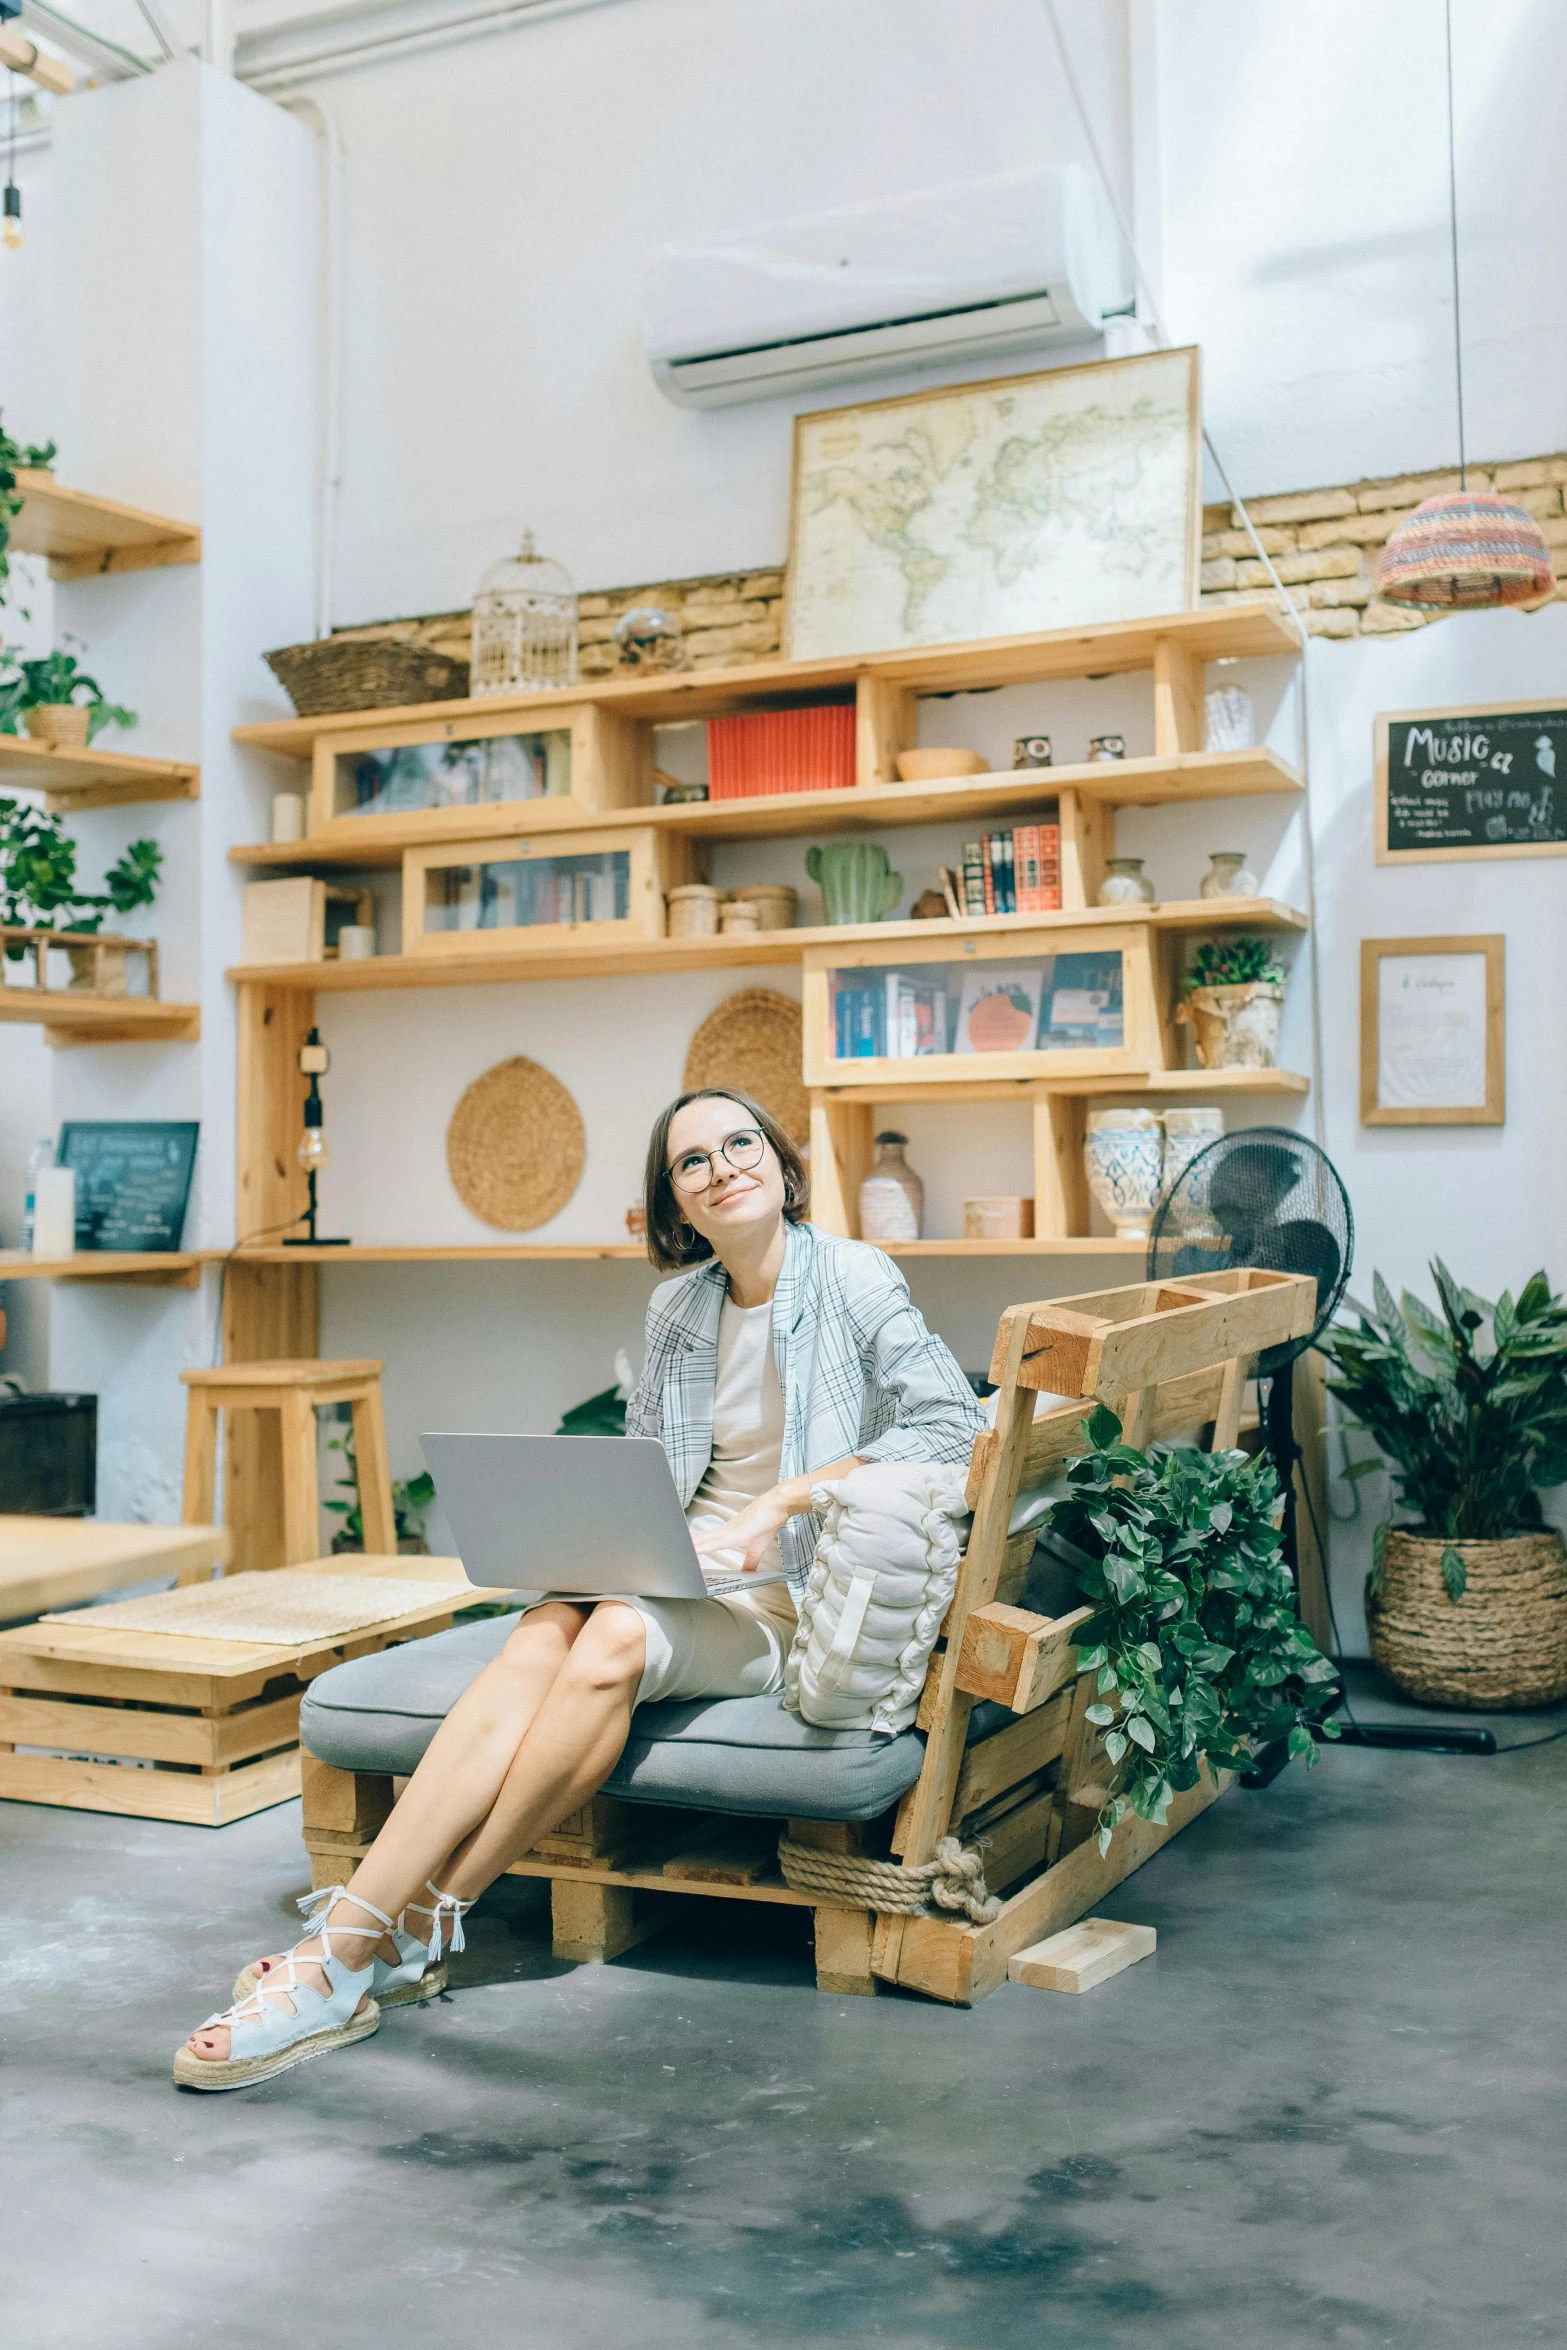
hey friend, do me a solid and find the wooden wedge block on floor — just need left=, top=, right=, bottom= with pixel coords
left=1008, top=1916, right=1157, bottom=1993
left=662, top=1822, right=778, bottom=1883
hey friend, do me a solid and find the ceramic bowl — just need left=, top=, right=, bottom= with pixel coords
left=894, top=748, right=988, bottom=782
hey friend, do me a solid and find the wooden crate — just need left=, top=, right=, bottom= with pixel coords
left=310, top=701, right=649, bottom=850
left=0, top=1555, right=513, bottom=1826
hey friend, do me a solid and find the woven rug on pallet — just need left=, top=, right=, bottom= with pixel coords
left=45, top=1571, right=468, bottom=1646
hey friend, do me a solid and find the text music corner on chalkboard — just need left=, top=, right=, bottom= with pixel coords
left=1376, top=698, right=1567, bottom=864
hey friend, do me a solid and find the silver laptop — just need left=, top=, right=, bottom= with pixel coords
left=420, top=1431, right=790, bottom=1599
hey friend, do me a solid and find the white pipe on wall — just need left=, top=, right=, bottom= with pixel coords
left=284, top=91, right=345, bottom=639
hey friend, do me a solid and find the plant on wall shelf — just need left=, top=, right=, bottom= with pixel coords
left=1049, top=1406, right=1339, bottom=1850
left=0, top=413, right=58, bottom=603
left=1183, top=936, right=1286, bottom=991
left=0, top=798, right=162, bottom=954
left=0, top=646, right=136, bottom=743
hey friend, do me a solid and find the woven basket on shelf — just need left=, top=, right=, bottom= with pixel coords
left=265, top=636, right=471, bottom=717
left=1367, top=1529, right=1567, bottom=1709
left=682, top=989, right=808, bottom=1145
left=446, top=1057, right=585, bottom=1230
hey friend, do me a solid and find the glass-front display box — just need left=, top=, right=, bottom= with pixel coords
left=402, top=826, right=685, bottom=957
left=802, top=928, right=1151, bottom=1084
left=308, top=704, right=646, bottom=847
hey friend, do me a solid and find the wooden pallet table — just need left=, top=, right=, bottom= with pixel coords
left=0, top=1554, right=512, bottom=1826
left=0, top=1516, right=228, bottom=1625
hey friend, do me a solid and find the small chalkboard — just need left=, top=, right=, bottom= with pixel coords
left=58, top=1122, right=199, bottom=1253
left=1376, top=698, right=1567, bottom=863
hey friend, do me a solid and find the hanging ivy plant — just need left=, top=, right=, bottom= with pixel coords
left=1050, top=1406, right=1341, bottom=1851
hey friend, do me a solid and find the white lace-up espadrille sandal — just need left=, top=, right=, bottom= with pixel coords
left=231, top=1879, right=473, bottom=2011
left=174, top=1888, right=392, bottom=2092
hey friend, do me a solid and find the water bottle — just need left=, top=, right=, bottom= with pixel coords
left=19, top=1137, right=54, bottom=1252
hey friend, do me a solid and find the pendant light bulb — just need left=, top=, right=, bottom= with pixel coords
left=2, top=184, right=22, bottom=253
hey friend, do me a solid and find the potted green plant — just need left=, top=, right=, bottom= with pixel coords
left=0, top=797, right=162, bottom=990
left=0, top=415, right=58, bottom=604
left=1321, top=1260, right=1567, bottom=1708
left=1176, top=934, right=1287, bottom=1069
left=325, top=1420, right=437, bottom=1555
left=0, top=646, right=136, bottom=750
left=1050, top=1405, right=1340, bottom=1849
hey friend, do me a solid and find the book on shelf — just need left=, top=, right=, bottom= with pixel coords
left=831, top=969, right=951, bottom=1060
left=1043, top=951, right=1124, bottom=1046
left=953, top=965, right=1046, bottom=1054
left=960, top=828, right=1061, bottom=919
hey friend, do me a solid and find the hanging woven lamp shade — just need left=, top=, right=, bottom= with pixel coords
left=1377, top=490, right=1554, bottom=609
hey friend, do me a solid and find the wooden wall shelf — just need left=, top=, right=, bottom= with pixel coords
left=0, top=1250, right=203, bottom=1287
left=222, top=1238, right=1146, bottom=1265
left=225, top=898, right=1307, bottom=994
left=227, top=745, right=1302, bottom=870
left=9, top=470, right=202, bottom=581
left=0, top=991, right=200, bottom=1046
left=824, top=1067, right=1311, bottom=1105
left=0, top=737, right=200, bottom=813
left=232, top=599, right=1299, bottom=758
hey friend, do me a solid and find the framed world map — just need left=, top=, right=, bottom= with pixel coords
left=782, top=347, right=1201, bottom=661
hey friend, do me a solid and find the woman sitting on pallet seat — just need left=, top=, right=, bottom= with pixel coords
left=176, top=1086, right=986, bottom=2089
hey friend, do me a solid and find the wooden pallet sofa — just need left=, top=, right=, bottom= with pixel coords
left=298, top=1269, right=1316, bottom=2006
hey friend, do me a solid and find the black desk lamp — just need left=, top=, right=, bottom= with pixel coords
left=283, top=1027, right=350, bottom=1247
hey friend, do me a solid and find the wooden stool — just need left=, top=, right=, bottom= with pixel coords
left=181, top=1359, right=396, bottom=1568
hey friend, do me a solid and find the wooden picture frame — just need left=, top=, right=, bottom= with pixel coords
left=783, top=347, right=1202, bottom=663
left=1375, top=698, right=1567, bottom=864
left=1360, top=934, right=1504, bottom=1126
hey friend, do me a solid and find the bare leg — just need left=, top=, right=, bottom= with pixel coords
left=186, top=1601, right=644, bottom=2062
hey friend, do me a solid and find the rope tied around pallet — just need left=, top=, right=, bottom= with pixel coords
left=776, top=1834, right=1003, bottom=1924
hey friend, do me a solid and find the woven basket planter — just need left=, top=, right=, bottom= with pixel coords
left=264, top=636, right=470, bottom=717
left=1367, top=1529, right=1567, bottom=1709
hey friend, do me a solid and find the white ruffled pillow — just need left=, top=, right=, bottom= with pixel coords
left=783, top=1460, right=972, bottom=1736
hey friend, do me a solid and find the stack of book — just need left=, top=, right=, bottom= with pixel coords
left=956, top=824, right=1061, bottom=916
left=831, top=969, right=951, bottom=1059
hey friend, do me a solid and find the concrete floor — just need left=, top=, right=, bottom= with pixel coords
left=3, top=1667, right=1564, bottom=2350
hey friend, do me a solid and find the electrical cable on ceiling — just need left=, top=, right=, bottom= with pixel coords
left=1039, top=0, right=1327, bottom=1151
left=1443, top=0, right=1466, bottom=489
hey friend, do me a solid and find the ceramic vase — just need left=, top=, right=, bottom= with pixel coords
left=1179, top=983, right=1285, bottom=1070
left=806, top=840, right=902, bottom=925
left=1203, top=686, right=1254, bottom=751
left=859, top=1132, right=923, bottom=1243
left=1159, top=1106, right=1224, bottom=1206
left=1083, top=1108, right=1164, bottom=1239
left=1199, top=851, right=1260, bottom=899
left=1097, top=857, right=1156, bottom=906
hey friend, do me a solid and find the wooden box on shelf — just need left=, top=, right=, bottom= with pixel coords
left=309, top=701, right=649, bottom=852
left=0, top=924, right=158, bottom=999
left=241, top=877, right=375, bottom=966
left=401, top=824, right=693, bottom=958
left=801, top=923, right=1154, bottom=1088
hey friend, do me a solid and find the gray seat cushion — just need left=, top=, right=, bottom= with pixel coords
left=299, top=1612, right=1011, bottom=1823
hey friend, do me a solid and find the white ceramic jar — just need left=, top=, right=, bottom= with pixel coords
left=1083, top=1108, right=1164, bottom=1239
left=1159, top=1106, right=1224, bottom=1205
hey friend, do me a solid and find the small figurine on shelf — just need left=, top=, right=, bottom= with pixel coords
left=859, top=1132, right=923, bottom=1244
left=471, top=530, right=577, bottom=694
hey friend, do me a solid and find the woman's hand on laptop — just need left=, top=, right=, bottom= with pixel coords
left=691, top=1458, right=868, bottom=1574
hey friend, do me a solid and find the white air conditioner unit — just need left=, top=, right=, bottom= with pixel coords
left=643, top=165, right=1132, bottom=411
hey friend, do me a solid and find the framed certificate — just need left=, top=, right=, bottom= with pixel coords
left=1359, top=936, right=1504, bottom=1126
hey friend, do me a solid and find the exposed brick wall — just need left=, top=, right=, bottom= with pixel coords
left=1200, top=454, right=1567, bottom=638
left=328, top=451, right=1567, bottom=670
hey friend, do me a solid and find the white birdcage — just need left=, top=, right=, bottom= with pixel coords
left=471, top=530, right=578, bottom=695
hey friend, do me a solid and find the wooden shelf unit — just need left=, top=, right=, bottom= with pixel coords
left=9, top=470, right=202, bottom=581
left=228, top=599, right=1299, bottom=905
left=0, top=736, right=200, bottom=814
left=0, top=990, right=200, bottom=1047
left=222, top=599, right=1306, bottom=1359
left=0, top=1250, right=202, bottom=1288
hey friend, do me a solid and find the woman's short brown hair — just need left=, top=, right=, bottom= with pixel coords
left=642, top=1089, right=809, bottom=1271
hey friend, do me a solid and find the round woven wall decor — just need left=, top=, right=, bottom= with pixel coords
left=446, top=1057, right=585, bottom=1230
left=682, top=989, right=808, bottom=1145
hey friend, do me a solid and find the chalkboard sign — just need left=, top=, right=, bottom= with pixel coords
left=1376, top=698, right=1567, bottom=863
left=58, top=1122, right=199, bottom=1253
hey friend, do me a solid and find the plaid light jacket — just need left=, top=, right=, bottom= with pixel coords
left=625, top=1219, right=987, bottom=1598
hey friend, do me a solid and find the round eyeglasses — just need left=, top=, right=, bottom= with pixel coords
left=668, top=1128, right=767, bottom=1194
